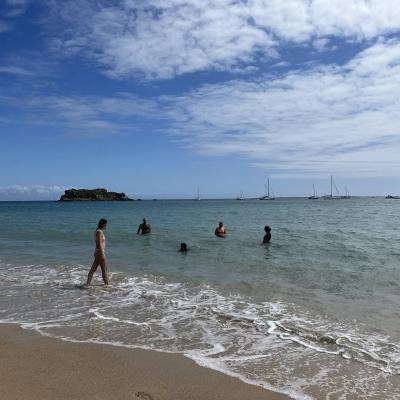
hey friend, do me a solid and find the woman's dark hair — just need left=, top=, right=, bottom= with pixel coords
left=264, top=225, right=271, bottom=232
left=180, top=242, right=188, bottom=251
left=97, top=218, right=108, bottom=229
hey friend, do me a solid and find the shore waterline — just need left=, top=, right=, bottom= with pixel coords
left=0, top=324, right=288, bottom=400
left=1, top=199, right=399, bottom=399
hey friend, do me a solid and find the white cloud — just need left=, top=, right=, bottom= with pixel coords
left=312, top=38, right=336, bottom=52
left=50, top=0, right=275, bottom=79
left=50, top=0, right=400, bottom=80
left=0, top=53, right=59, bottom=81
left=0, top=0, right=29, bottom=35
left=248, top=0, right=400, bottom=41
left=161, top=39, right=400, bottom=176
left=0, top=185, right=65, bottom=195
left=0, top=21, right=12, bottom=33
left=0, top=92, right=161, bottom=136
left=3, top=38, right=400, bottom=177
left=5, top=0, right=29, bottom=16
left=3, top=0, right=31, bottom=19
left=0, top=66, right=36, bottom=76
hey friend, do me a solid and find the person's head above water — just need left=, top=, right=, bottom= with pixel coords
left=179, top=242, right=188, bottom=252
left=215, top=222, right=226, bottom=237
left=264, top=225, right=271, bottom=232
left=97, top=218, right=108, bottom=230
left=143, top=218, right=147, bottom=223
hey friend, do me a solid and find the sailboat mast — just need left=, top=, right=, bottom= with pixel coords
left=330, top=176, right=333, bottom=198
left=267, top=178, right=270, bottom=198
left=313, top=184, right=316, bottom=197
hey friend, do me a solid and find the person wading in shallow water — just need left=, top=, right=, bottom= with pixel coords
left=215, top=222, right=226, bottom=238
left=263, top=225, right=272, bottom=243
left=86, top=218, right=109, bottom=286
left=179, top=242, right=188, bottom=252
left=137, top=218, right=151, bottom=235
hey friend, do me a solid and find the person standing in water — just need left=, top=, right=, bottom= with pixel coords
left=263, top=225, right=272, bottom=243
left=179, top=242, right=188, bottom=252
left=215, top=222, right=226, bottom=238
left=137, top=218, right=151, bottom=235
left=86, top=218, right=109, bottom=286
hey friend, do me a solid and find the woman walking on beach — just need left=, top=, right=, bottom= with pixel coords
left=86, top=218, right=109, bottom=286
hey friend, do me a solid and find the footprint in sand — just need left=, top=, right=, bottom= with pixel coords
left=135, top=391, right=154, bottom=400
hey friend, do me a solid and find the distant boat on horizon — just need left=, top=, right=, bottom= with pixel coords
left=195, top=188, right=201, bottom=201
left=236, top=190, right=244, bottom=200
left=386, top=195, right=400, bottom=199
left=323, top=176, right=342, bottom=200
left=308, top=184, right=319, bottom=200
left=259, top=178, right=275, bottom=200
left=341, top=186, right=351, bottom=199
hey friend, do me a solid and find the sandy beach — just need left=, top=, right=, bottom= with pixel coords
left=0, top=324, right=289, bottom=400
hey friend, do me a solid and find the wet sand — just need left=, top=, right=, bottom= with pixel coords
left=0, top=324, right=290, bottom=400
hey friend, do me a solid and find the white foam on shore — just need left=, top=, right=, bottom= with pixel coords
left=0, top=318, right=309, bottom=400
left=90, top=308, right=150, bottom=326
left=1, top=262, right=400, bottom=400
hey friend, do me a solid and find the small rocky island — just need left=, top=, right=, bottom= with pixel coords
left=59, top=188, right=132, bottom=201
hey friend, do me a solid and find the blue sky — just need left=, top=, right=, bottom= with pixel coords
left=1, top=0, right=400, bottom=200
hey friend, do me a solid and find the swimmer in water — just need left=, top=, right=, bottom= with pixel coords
left=263, top=225, right=271, bottom=243
left=86, top=218, right=109, bottom=285
left=179, top=242, right=188, bottom=252
left=137, top=218, right=151, bottom=235
left=215, top=222, right=226, bottom=238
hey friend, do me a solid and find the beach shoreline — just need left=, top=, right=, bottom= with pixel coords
left=1, top=198, right=399, bottom=399
left=0, top=323, right=290, bottom=400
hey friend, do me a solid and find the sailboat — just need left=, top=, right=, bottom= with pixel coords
left=323, top=176, right=341, bottom=200
left=195, top=188, right=201, bottom=201
left=259, top=178, right=275, bottom=200
left=341, top=186, right=350, bottom=199
left=308, top=184, right=318, bottom=199
left=236, top=190, right=244, bottom=200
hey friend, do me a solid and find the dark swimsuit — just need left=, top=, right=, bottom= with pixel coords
left=140, top=223, right=151, bottom=234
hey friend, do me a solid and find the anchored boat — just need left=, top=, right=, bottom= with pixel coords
left=308, top=184, right=319, bottom=199
left=323, top=176, right=342, bottom=200
left=259, top=178, right=275, bottom=200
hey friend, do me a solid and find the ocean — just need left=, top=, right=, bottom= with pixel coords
left=0, top=198, right=399, bottom=399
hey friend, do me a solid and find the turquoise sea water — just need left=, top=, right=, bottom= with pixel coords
left=0, top=199, right=399, bottom=399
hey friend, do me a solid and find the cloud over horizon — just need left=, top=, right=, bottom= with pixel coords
left=1, top=0, right=400, bottom=195
left=163, top=38, right=400, bottom=177
left=3, top=38, right=400, bottom=177
left=0, top=185, right=69, bottom=201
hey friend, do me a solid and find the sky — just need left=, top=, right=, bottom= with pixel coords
left=1, top=0, right=400, bottom=200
